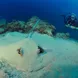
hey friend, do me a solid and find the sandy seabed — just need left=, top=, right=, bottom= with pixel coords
left=0, top=32, right=78, bottom=78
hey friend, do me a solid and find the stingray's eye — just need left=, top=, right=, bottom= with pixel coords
left=18, top=51, right=20, bottom=54
left=17, top=48, right=24, bottom=56
left=38, top=46, right=44, bottom=54
left=17, top=48, right=21, bottom=54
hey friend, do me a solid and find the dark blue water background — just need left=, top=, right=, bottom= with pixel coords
left=0, top=0, right=78, bottom=39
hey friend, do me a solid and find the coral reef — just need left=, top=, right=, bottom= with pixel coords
left=0, top=17, right=70, bottom=39
left=0, top=16, right=56, bottom=36
left=25, top=16, right=56, bottom=36
left=6, top=20, right=25, bottom=32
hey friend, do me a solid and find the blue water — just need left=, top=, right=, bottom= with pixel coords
left=0, top=0, right=78, bottom=39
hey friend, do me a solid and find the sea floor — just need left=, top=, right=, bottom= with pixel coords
left=0, top=32, right=78, bottom=78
